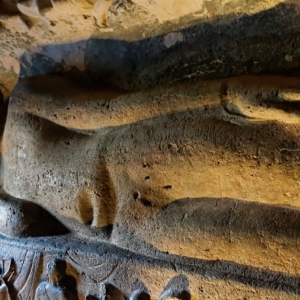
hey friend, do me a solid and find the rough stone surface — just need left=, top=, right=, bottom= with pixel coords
left=1, top=0, right=300, bottom=299
left=1, top=0, right=300, bottom=93
left=1, top=74, right=300, bottom=298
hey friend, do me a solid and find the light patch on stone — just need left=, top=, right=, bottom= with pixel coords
left=0, top=56, right=20, bottom=75
left=135, top=0, right=205, bottom=23
left=38, top=45, right=64, bottom=64
left=17, top=149, right=26, bottom=159
left=211, top=59, right=223, bottom=64
left=0, top=205, right=9, bottom=227
left=285, top=54, right=293, bottom=62
left=164, top=32, right=184, bottom=48
left=98, top=27, right=114, bottom=32
left=37, top=42, right=86, bottom=71
left=61, top=42, right=86, bottom=71
left=279, top=91, right=300, bottom=101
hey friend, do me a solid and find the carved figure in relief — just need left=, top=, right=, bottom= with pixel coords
left=90, top=276, right=190, bottom=299
left=0, top=259, right=13, bottom=300
left=129, top=280, right=150, bottom=300
left=157, top=275, right=191, bottom=300
left=101, top=283, right=125, bottom=299
left=35, top=259, right=78, bottom=300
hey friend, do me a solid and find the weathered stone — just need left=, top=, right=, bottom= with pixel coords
left=0, top=73, right=300, bottom=297
left=1, top=1, right=300, bottom=92
left=2, top=1, right=300, bottom=298
left=0, top=191, right=69, bottom=237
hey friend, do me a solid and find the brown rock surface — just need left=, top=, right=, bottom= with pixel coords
left=2, top=0, right=300, bottom=298
left=1, top=74, right=300, bottom=298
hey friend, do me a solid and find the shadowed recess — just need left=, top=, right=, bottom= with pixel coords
left=0, top=191, right=69, bottom=237
left=15, top=2, right=300, bottom=91
left=157, top=275, right=191, bottom=300
left=111, top=225, right=300, bottom=295
left=156, top=197, right=300, bottom=238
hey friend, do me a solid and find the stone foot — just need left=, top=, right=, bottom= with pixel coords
left=0, top=191, right=69, bottom=238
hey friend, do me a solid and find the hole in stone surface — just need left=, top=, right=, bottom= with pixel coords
left=133, top=191, right=140, bottom=200
left=86, top=295, right=98, bottom=300
left=140, top=198, right=153, bottom=207
left=177, top=290, right=191, bottom=300
left=0, top=90, right=8, bottom=138
left=131, top=291, right=151, bottom=300
left=105, top=284, right=124, bottom=300
left=76, top=190, right=94, bottom=225
left=163, top=185, right=172, bottom=190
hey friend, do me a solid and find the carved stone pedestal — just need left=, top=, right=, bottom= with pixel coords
left=1, top=234, right=300, bottom=299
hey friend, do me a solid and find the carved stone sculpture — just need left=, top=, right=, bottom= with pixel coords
left=35, top=259, right=78, bottom=300
left=0, top=259, right=13, bottom=300
left=2, top=0, right=300, bottom=299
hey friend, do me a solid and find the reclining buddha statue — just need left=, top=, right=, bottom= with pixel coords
left=2, top=72, right=300, bottom=265
left=1, top=0, right=300, bottom=298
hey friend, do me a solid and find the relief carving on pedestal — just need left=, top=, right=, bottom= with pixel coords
left=35, top=259, right=78, bottom=300
left=0, top=259, right=13, bottom=300
left=0, top=251, right=41, bottom=300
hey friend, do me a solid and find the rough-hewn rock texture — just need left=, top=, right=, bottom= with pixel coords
left=1, top=0, right=300, bottom=93
left=2, top=0, right=300, bottom=299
